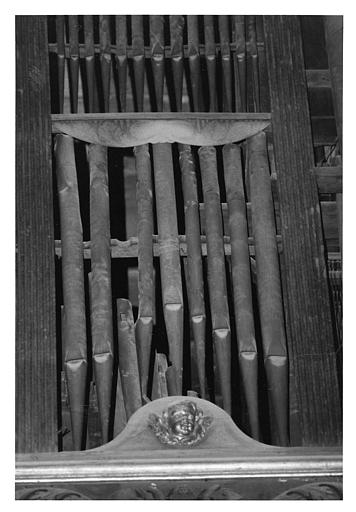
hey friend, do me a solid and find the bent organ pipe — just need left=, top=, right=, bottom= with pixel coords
left=179, top=144, right=207, bottom=399
left=134, top=144, right=154, bottom=398
left=88, top=143, right=114, bottom=444
left=117, top=299, right=142, bottom=419
left=55, top=134, right=87, bottom=450
left=152, top=143, right=184, bottom=393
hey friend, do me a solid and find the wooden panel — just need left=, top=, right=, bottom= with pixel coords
left=306, top=69, right=331, bottom=88
left=311, top=117, right=337, bottom=146
left=264, top=15, right=341, bottom=446
left=314, top=166, right=342, bottom=194
left=16, top=16, right=57, bottom=453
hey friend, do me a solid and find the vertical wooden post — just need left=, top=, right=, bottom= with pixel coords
left=263, top=15, right=341, bottom=445
left=16, top=16, right=57, bottom=452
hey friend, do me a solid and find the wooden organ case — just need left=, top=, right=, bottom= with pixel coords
left=16, top=15, right=342, bottom=500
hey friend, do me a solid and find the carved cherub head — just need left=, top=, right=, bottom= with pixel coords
left=148, top=400, right=212, bottom=447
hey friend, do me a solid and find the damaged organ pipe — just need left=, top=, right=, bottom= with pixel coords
left=117, top=299, right=142, bottom=419
left=152, top=143, right=184, bottom=393
left=88, top=143, right=114, bottom=444
left=134, top=144, right=154, bottom=398
left=151, top=353, right=169, bottom=400
left=113, top=366, right=127, bottom=437
left=179, top=145, right=207, bottom=399
left=55, top=134, right=87, bottom=450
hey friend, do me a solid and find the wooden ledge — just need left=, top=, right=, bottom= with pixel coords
left=16, top=397, right=342, bottom=485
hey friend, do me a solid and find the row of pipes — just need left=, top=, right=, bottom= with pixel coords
left=53, top=14, right=287, bottom=451
left=55, top=133, right=288, bottom=449
left=52, top=15, right=265, bottom=114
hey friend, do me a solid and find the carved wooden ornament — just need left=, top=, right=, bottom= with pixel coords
left=148, top=400, right=212, bottom=447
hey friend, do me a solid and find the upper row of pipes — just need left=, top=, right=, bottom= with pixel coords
left=53, top=15, right=264, bottom=114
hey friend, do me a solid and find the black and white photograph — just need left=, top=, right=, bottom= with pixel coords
left=13, top=7, right=344, bottom=501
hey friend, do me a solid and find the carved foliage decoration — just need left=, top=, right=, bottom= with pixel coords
left=16, top=481, right=342, bottom=500
left=273, top=482, right=343, bottom=500
left=16, top=487, right=90, bottom=500
left=148, top=400, right=212, bottom=447
left=109, top=483, right=243, bottom=500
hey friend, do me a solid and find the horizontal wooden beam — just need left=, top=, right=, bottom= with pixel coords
left=54, top=234, right=283, bottom=259
left=16, top=445, right=342, bottom=484
left=52, top=112, right=271, bottom=122
left=53, top=198, right=338, bottom=258
left=52, top=112, right=337, bottom=150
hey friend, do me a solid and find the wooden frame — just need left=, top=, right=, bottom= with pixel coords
left=16, top=15, right=58, bottom=454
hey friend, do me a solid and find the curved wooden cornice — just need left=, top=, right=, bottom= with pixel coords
left=51, top=113, right=271, bottom=147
